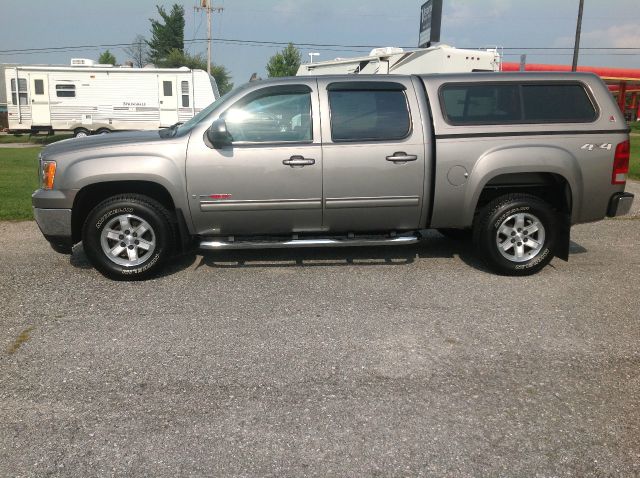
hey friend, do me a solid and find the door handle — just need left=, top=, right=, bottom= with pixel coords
left=283, top=155, right=315, bottom=167
left=386, top=152, right=418, bottom=162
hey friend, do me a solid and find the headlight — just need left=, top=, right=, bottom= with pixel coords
left=41, top=160, right=57, bottom=190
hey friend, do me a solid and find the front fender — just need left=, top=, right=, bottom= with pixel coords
left=59, top=149, right=189, bottom=213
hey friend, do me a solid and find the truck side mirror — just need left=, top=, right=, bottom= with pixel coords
left=207, top=118, right=232, bottom=148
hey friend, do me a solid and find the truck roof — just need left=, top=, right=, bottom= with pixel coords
left=252, top=72, right=602, bottom=85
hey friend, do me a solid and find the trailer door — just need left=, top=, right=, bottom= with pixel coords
left=30, top=73, right=51, bottom=127
left=158, top=75, right=178, bottom=127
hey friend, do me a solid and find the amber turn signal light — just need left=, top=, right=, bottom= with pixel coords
left=42, top=161, right=57, bottom=190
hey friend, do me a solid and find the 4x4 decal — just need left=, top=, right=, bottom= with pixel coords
left=581, top=143, right=612, bottom=151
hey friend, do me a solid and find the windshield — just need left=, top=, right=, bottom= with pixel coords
left=172, top=84, right=252, bottom=137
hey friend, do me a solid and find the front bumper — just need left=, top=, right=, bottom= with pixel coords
left=607, top=192, right=634, bottom=217
left=33, top=207, right=73, bottom=249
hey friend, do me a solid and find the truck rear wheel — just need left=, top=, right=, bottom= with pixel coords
left=472, top=194, right=556, bottom=276
left=81, top=194, right=175, bottom=280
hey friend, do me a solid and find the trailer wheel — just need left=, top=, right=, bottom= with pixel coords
left=96, top=128, right=111, bottom=135
left=74, top=128, right=90, bottom=138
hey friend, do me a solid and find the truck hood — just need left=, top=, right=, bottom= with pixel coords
left=42, top=130, right=167, bottom=158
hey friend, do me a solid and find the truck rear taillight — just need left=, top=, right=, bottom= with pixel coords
left=612, top=140, right=630, bottom=185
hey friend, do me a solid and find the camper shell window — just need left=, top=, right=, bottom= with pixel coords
left=10, top=78, right=28, bottom=105
left=181, top=81, right=189, bottom=107
left=56, top=84, right=76, bottom=98
left=439, top=81, right=597, bottom=125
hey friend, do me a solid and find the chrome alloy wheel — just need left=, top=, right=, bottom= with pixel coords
left=100, top=214, right=156, bottom=267
left=495, top=212, right=546, bottom=263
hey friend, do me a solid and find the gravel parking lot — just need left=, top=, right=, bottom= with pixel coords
left=1, top=184, right=639, bottom=476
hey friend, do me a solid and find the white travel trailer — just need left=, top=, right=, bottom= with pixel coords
left=297, top=45, right=501, bottom=76
left=3, top=59, right=219, bottom=137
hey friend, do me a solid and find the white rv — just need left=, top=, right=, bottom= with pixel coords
left=297, top=45, right=501, bottom=76
left=3, top=59, right=219, bottom=137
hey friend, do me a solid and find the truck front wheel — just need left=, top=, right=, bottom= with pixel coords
left=81, top=194, right=175, bottom=280
left=473, top=194, right=557, bottom=276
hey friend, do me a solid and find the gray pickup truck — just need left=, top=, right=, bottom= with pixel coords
left=32, top=72, right=634, bottom=279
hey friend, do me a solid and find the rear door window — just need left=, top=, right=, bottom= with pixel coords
left=328, top=87, right=410, bottom=141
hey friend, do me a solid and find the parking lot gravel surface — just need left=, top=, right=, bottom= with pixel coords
left=1, top=185, right=639, bottom=476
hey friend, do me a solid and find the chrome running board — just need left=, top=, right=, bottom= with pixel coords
left=199, top=234, right=419, bottom=250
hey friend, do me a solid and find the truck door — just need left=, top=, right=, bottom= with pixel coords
left=317, top=78, right=427, bottom=231
left=185, top=82, right=323, bottom=235
left=29, top=74, right=50, bottom=127
left=158, top=75, right=178, bottom=127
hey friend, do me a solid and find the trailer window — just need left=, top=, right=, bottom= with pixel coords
left=10, top=78, right=28, bottom=105
left=181, top=81, right=189, bottom=107
left=328, top=89, right=411, bottom=142
left=163, top=81, right=173, bottom=97
left=56, top=84, right=75, bottom=98
left=522, top=84, right=596, bottom=122
left=34, top=79, right=44, bottom=95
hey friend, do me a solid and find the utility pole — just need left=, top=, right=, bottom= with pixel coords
left=195, top=0, right=224, bottom=74
left=571, top=0, right=584, bottom=72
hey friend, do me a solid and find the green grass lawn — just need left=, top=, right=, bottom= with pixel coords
left=631, top=136, right=640, bottom=181
left=0, top=134, right=31, bottom=144
left=0, top=147, right=39, bottom=220
left=0, top=133, right=72, bottom=145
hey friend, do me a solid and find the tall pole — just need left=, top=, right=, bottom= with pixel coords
left=195, top=1, right=223, bottom=75
left=207, top=1, right=212, bottom=75
left=571, top=0, right=584, bottom=72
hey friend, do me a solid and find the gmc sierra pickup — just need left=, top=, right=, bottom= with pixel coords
left=32, top=72, right=634, bottom=279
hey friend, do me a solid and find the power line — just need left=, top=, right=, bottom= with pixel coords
left=0, top=38, right=639, bottom=58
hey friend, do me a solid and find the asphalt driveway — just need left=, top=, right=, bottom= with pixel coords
left=1, top=186, right=639, bottom=476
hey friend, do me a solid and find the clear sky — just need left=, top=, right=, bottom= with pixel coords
left=1, top=0, right=639, bottom=85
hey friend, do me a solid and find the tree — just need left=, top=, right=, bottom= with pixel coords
left=124, top=35, right=149, bottom=68
left=98, top=50, right=117, bottom=65
left=161, top=49, right=234, bottom=95
left=211, top=64, right=233, bottom=95
left=147, top=4, right=185, bottom=66
left=163, top=48, right=205, bottom=69
left=266, top=43, right=301, bottom=78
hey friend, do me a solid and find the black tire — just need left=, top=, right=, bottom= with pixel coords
left=472, top=193, right=557, bottom=276
left=96, top=128, right=111, bottom=135
left=74, top=128, right=90, bottom=138
left=437, top=228, right=472, bottom=241
left=81, top=194, right=175, bottom=280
